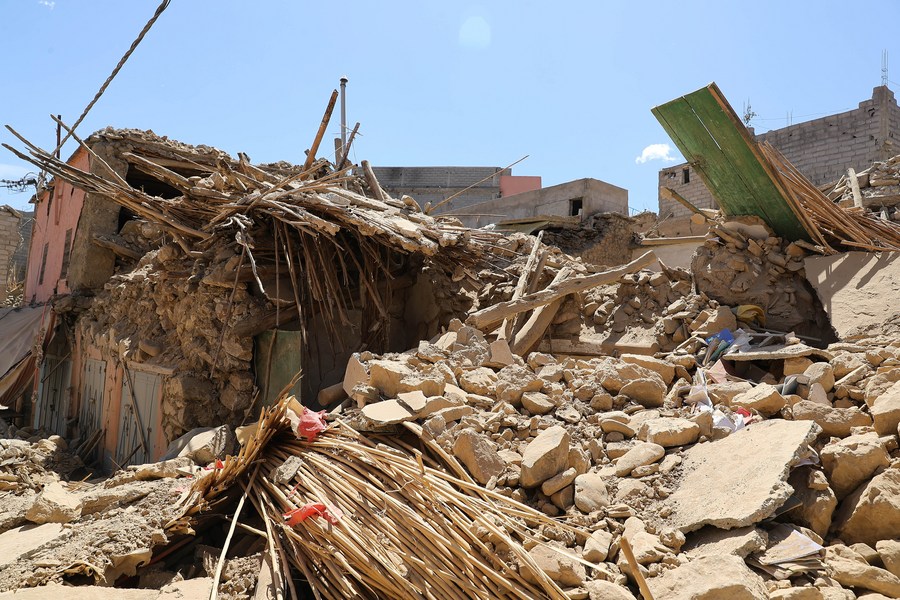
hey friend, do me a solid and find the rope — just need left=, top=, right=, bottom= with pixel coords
left=52, top=0, right=171, bottom=156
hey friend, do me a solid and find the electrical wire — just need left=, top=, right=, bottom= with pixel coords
left=51, top=0, right=172, bottom=157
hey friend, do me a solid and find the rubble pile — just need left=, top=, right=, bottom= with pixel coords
left=828, top=155, right=900, bottom=215
left=335, top=290, right=900, bottom=598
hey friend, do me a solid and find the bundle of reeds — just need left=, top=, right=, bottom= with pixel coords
left=171, top=395, right=581, bottom=599
left=760, top=141, right=900, bottom=252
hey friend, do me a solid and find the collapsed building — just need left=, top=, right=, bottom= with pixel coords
left=1, top=83, right=900, bottom=599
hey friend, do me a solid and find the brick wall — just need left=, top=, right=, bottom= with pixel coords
left=658, top=86, right=900, bottom=218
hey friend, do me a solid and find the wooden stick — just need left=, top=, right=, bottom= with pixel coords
left=337, top=122, right=360, bottom=169
left=467, top=251, right=656, bottom=331
left=660, top=186, right=709, bottom=219
left=509, top=266, right=571, bottom=356
left=500, top=230, right=544, bottom=340
left=303, top=90, right=339, bottom=172
left=620, top=537, right=655, bottom=600
left=210, top=465, right=261, bottom=600
left=848, top=167, right=864, bottom=209
left=361, top=160, right=386, bottom=201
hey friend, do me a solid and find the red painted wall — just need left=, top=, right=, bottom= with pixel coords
left=24, top=147, right=88, bottom=304
left=499, top=175, right=542, bottom=197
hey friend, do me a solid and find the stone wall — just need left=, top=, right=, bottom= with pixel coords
left=658, top=86, right=900, bottom=218
left=0, top=207, right=22, bottom=300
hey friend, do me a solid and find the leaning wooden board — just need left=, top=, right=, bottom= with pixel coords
left=652, top=82, right=811, bottom=241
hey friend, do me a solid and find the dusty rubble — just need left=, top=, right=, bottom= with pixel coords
left=6, top=101, right=900, bottom=598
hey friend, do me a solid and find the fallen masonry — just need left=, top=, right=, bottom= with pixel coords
left=4, top=93, right=900, bottom=599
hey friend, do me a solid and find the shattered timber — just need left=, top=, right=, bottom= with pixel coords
left=3, top=84, right=900, bottom=600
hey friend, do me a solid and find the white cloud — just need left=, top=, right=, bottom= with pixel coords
left=38, top=0, right=55, bottom=8
left=635, top=143, right=677, bottom=164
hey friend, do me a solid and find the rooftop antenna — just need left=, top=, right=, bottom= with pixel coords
left=883, top=49, right=889, bottom=87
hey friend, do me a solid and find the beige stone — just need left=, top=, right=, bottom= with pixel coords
left=825, top=544, right=900, bottom=597
left=0, top=523, right=64, bottom=568
left=784, top=466, right=836, bottom=538
left=792, top=400, right=872, bottom=438
left=805, top=362, right=836, bottom=393
left=584, top=580, right=636, bottom=600
left=485, top=339, right=516, bottom=367
left=574, top=473, right=609, bottom=513
left=458, top=367, right=498, bottom=396
left=784, top=356, right=814, bottom=376
left=521, top=544, right=586, bottom=587
left=637, top=417, right=700, bottom=447
left=731, top=383, right=786, bottom=416
left=453, top=430, right=505, bottom=485
left=821, top=434, right=890, bottom=499
left=876, top=539, right=900, bottom=578
left=619, top=377, right=666, bottom=408
left=521, top=391, right=554, bottom=415
left=707, top=381, right=753, bottom=405
left=360, top=399, right=415, bottom=425
left=542, top=467, right=577, bottom=496
left=614, top=442, right=665, bottom=477
left=834, top=468, right=900, bottom=546
left=621, top=354, right=675, bottom=384
left=25, top=482, right=82, bottom=524
left=582, top=529, right=613, bottom=562
left=520, top=425, right=570, bottom=488
left=872, top=381, right=900, bottom=436
left=768, top=588, right=824, bottom=600
left=683, top=526, right=768, bottom=558
left=600, top=418, right=635, bottom=437
left=646, top=554, right=767, bottom=600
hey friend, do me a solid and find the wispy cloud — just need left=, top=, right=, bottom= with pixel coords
left=38, top=0, right=55, bottom=9
left=635, top=143, right=676, bottom=164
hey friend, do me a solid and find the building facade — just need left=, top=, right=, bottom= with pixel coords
left=658, top=85, right=900, bottom=218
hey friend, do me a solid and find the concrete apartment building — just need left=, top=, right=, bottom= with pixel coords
left=658, top=85, right=900, bottom=218
left=372, top=166, right=629, bottom=227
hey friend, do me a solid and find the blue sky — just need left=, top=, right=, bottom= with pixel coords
left=1, top=1, right=897, bottom=214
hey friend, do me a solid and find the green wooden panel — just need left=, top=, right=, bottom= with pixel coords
left=653, top=98, right=760, bottom=212
left=653, top=84, right=810, bottom=241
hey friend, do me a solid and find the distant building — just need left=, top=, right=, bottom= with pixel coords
left=658, top=85, right=900, bottom=218
left=454, top=178, right=629, bottom=229
left=372, top=166, right=628, bottom=227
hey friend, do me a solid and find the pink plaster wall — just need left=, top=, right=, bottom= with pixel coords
left=500, top=175, right=542, bottom=197
left=24, top=148, right=88, bottom=304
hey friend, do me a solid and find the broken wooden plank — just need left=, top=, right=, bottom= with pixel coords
left=467, top=251, right=656, bottom=331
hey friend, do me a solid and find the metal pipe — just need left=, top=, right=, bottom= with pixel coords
left=339, top=76, right=348, bottom=157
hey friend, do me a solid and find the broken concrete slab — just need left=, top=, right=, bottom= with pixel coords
left=0, top=523, right=64, bottom=568
left=804, top=251, right=900, bottom=339
left=646, top=554, right=768, bottom=600
left=360, top=399, right=416, bottom=426
left=683, top=526, right=768, bottom=558
left=664, top=419, right=819, bottom=532
left=724, top=343, right=833, bottom=362
left=25, top=481, right=82, bottom=524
